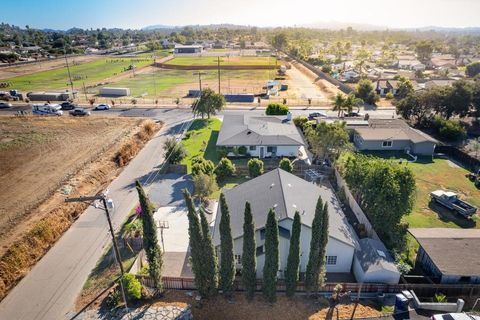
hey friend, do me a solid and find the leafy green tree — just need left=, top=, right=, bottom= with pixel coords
left=263, top=209, right=279, bottom=303
left=219, top=193, right=235, bottom=296
left=135, top=181, right=163, bottom=292
left=266, top=103, right=289, bottom=115
left=466, top=61, right=480, bottom=78
left=395, top=76, right=414, bottom=100
left=354, top=48, right=371, bottom=75
left=193, top=173, right=218, bottom=202
left=247, top=158, right=264, bottom=178
left=192, top=157, right=215, bottom=176
left=356, top=79, right=379, bottom=105
left=415, top=41, right=434, bottom=63
left=122, top=273, right=143, bottom=300
left=305, top=121, right=350, bottom=161
left=163, top=137, right=187, bottom=164
left=271, top=32, right=288, bottom=50
left=285, top=211, right=301, bottom=297
left=317, top=202, right=329, bottom=288
left=214, top=157, right=236, bottom=181
left=343, top=93, right=363, bottom=113
left=305, top=196, right=326, bottom=293
left=242, top=202, right=256, bottom=301
left=331, top=93, right=346, bottom=118
left=279, top=158, right=293, bottom=173
left=199, top=206, right=218, bottom=297
left=194, top=88, right=225, bottom=119
left=183, top=189, right=207, bottom=295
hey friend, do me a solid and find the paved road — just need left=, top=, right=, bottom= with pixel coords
left=0, top=109, right=192, bottom=320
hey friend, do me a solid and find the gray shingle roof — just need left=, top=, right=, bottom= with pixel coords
left=212, top=169, right=357, bottom=248
left=355, top=238, right=399, bottom=274
left=216, top=114, right=305, bottom=146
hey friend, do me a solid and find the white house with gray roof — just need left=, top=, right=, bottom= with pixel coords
left=216, top=114, right=305, bottom=158
left=212, top=168, right=358, bottom=279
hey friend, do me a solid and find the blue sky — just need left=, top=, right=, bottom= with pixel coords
left=1, top=0, right=480, bottom=30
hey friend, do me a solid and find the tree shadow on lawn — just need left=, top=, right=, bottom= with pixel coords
left=428, top=200, right=477, bottom=228
left=205, top=130, right=220, bottom=164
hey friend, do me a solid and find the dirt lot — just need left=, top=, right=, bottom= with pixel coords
left=0, top=55, right=101, bottom=80
left=0, top=116, right=144, bottom=253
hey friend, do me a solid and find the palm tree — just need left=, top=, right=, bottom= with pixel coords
left=344, top=93, right=364, bottom=113
left=331, top=93, right=346, bottom=118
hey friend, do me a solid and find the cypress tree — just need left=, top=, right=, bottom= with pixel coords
left=242, top=202, right=256, bottom=301
left=305, top=196, right=324, bottom=293
left=262, top=209, right=279, bottom=303
left=199, top=207, right=218, bottom=297
left=285, top=211, right=301, bottom=297
left=183, top=189, right=206, bottom=296
left=136, top=180, right=163, bottom=292
left=317, top=202, right=329, bottom=288
left=219, top=193, right=235, bottom=296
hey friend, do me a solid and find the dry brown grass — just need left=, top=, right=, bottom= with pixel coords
left=0, top=117, right=161, bottom=301
left=116, top=120, right=159, bottom=166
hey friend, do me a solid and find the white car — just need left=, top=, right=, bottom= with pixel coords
left=94, top=103, right=111, bottom=110
left=431, top=313, right=480, bottom=320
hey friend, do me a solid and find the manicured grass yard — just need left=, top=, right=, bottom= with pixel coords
left=166, top=56, right=277, bottom=66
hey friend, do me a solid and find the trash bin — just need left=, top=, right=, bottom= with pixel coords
left=394, top=294, right=409, bottom=313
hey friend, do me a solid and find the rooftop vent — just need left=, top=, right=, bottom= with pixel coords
left=247, top=131, right=251, bottom=135
left=270, top=183, right=275, bottom=189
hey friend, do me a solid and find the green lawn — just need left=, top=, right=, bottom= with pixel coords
left=109, top=69, right=272, bottom=98
left=166, top=56, right=277, bottom=66
left=6, top=56, right=155, bottom=91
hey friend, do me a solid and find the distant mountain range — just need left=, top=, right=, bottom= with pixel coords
left=142, top=23, right=253, bottom=31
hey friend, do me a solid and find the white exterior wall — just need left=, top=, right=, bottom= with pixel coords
left=229, top=145, right=300, bottom=158
left=232, top=218, right=355, bottom=279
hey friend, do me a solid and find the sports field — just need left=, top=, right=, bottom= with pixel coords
left=166, top=56, right=277, bottom=66
left=108, top=68, right=274, bottom=98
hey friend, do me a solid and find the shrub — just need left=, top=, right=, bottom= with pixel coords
left=193, top=173, right=218, bottom=201
left=385, top=92, right=394, bottom=100
left=266, top=103, right=289, bottom=115
left=432, top=116, right=466, bottom=141
left=434, top=293, right=447, bottom=303
left=163, top=137, right=187, bottom=164
left=247, top=158, right=264, bottom=178
left=279, top=158, right=293, bottom=173
left=293, top=116, right=308, bottom=128
left=215, top=158, right=236, bottom=180
left=105, top=289, right=122, bottom=308
left=192, top=157, right=215, bottom=176
left=116, top=140, right=140, bottom=167
left=122, top=273, right=142, bottom=300
left=217, top=147, right=228, bottom=159
left=237, top=145, right=248, bottom=155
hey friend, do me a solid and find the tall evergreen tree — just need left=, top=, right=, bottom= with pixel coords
left=263, top=209, right=279, bottom=303
left=199, top=207, right=218, bottom=296
left=305, top=196, right=324, bottom=293
left=317, top=202, right=329, bottom=288
left=219, top=193, right=235, bottom=296
left=242, top=202, right=256, bottom=301
left=136, top=180, right=163, bottom=292
left=183, top=189, right=206, bottom=296
left=285, top=211, right=301, bottom=297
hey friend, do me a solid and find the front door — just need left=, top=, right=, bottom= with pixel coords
left=259, top=147, right=265, bottom=158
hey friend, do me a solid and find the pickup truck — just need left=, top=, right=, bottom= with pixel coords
left=430, top=190, right=477, bottom=217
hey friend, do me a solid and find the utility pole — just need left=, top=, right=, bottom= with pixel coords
left=193, top=72, right=206, bottom=94
left=63, top=45, right=74, bottom=98
left=157, top=221, right=169, bottom=252
left=65, top=193, right=129, bottom=314
left=82, top=82, right=88, bottom=102
left=152, top=56, right=157, bottom=98
left=217, top=56, right=221, bottom=94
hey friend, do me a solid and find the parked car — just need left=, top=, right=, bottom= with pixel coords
left=69, top=108, right=91, bottom=116
left=308, top=112, right=327, bottom=120
left=430, top=190, right=477, bottom=217
left=431, top=313, right=480, bottom=320
left=0, top=102, right=12, bottom=108
left=345, top=111, right=364, bottom=118
left=60, top=101, right=76, bottom=110
left=94, top=103, right=111, bottom=110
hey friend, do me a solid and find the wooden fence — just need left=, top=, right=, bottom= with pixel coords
left=137, top=276, right=480, bottom=298
left=435, top=145, right=480, bottom=172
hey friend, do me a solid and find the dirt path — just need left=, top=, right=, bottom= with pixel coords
left=289, top=61, right=342, bottom=100
left=0, top=55, right=102, bottom=80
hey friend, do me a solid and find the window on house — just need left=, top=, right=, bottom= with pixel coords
left=382, top=141, right=393, bottom=148
left=256, top=245, right=264, bottom=256
left=326, top=256, right=337, bottom=265
left=249, top=146, right=256, bottom=151
left=234, top=254, right=242, bottom=264
left=267, top=146, right=277, bottom=153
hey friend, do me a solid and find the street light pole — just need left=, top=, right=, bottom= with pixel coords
left=65, top=194, right=129, bottom=314
left=63, top=45, right=75, bottom=98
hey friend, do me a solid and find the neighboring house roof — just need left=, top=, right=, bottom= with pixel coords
left=212, top=168, right=358, bottom=248
left=216, top=114, right=305, bottom=146
left=174, top=44, right=202, bottom=49
left=354, top=119, right=437, bottom=144
left=409, top=228, right=480, bottom=277
left=355, top=238, right=399, bottom=274
left=425, top=80, right=455, bottom=88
